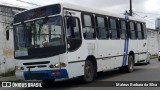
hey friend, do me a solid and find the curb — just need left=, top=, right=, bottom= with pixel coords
left=0, top=76, right=17, bottom=82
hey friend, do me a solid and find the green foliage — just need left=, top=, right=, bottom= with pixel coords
left=150, top=54, right=158, bottom=59
left=0, top=70, right=15, bottom=77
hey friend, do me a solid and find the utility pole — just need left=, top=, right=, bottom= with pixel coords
left=130, top=0, right=132, bottom=16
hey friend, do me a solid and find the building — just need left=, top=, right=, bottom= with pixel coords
left=0, top=4, right=25, bottom=74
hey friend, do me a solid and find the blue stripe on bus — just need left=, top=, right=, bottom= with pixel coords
left=124, top=39, right=129, bottom=65
left=126, top=39, right=129, bottom=65
left=23, top=69, right=68, bottom=80
left=122, top=39, right=127, bottom=66
left=123, top=14, right=129, bottom=66
left=122, top=39, right=129, bottom=66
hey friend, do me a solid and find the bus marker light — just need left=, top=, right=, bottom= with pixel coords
left=61, top=63, right=66, bottom=67
left=51, top=71, right=61, bottom=76
left=51, top=72, right=56, bottom=76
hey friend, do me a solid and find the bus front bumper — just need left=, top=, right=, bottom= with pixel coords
left=16, top=69, right=68, bottom=80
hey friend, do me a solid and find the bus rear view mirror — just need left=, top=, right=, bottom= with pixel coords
left=67, top=17, right=76, bottom=28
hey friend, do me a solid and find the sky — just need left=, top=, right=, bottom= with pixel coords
left=0, top=0, right=160, bottom=29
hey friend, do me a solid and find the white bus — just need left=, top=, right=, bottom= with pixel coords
left=13, top=3, right=149, bottom=83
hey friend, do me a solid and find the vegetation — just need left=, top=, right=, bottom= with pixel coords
left=0, top=70, right=15, bottom=77
left=150, top=54, right=158, bottom=59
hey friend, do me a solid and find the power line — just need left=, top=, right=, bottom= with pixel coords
left=134, top=13, right=155, bottom=26
left=0, top=1, right=27, bottom=9
left=0, top=2, right=17, bottom=7
left=16, top=0, right=41, bottom=6
left=133, top=10, right=160, bottom=15
left=120, top=12, right=156, bottom=21
left=148, top=19, right=156, bottom=21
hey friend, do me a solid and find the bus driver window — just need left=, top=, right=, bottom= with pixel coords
left=66, top=17, right=81, bottom=39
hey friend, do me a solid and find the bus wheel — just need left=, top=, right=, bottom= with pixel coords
left=84, top=60, right=94, bottom=82
left=126, top=55, right=134, bottom=73
left=42, top=79, right=55, bottom=85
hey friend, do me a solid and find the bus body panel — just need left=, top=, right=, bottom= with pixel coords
left=97, top=39, right=123, bottom=70
left=137, top=40, right=148, bottom=62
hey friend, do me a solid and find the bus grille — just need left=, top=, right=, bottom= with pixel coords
left=23, top=61, right=50, bottom=69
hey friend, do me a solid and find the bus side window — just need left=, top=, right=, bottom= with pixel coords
left=66, top=17, right=81, bottom=39
left=137, top=22, right=143, bottom=39
left=65, top=16, right=82, bottom=51
left=108, top=18, right=119, bottom=39
left=129, top=21, right=137, bottom=39
left=82, top=14, right=95, bottom=39
left=95, top=16, right=109, bottom=39
left=142, top=23, right=147, bottom=39
left=119, top=20, right=127, bottom=39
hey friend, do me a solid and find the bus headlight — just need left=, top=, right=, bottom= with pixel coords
left=50, top=63, right=67, bottom=68
left=54, top=63, right=60, bottom=68
left=15, top=66, right=24, bottom=71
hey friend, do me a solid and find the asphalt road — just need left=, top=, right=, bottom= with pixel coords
left=1, top=58, right=160, bottom=90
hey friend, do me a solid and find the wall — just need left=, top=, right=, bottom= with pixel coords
left=0, top=5, right=25, bottom=74
left=147, top=28, right=159, bottom=55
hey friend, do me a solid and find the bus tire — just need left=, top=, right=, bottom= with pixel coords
left=42, top=79, right=55, bottom=85
left=126, top=55, right=134, bottom=73
left=83, top=60, right=94, bottom=82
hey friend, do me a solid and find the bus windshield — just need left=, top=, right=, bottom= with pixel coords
left=14, top=16, right=66, bottom=59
